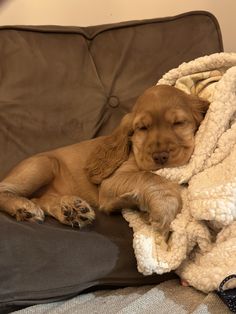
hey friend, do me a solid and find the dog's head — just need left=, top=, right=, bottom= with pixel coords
left=86, top=85, right=209, bottom=183
left=131, top=85, right=209, bottom=170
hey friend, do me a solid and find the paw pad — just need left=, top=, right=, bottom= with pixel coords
left=15, top=205, right=44, bottom=223
left=60, top=196, right=95, bottom=228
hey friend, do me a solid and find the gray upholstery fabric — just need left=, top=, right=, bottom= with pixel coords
left=14, top=280, right=231, bottom=314
left=0, top=11, right=223, bottom=313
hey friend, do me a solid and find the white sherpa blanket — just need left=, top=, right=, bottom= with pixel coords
left=122, top=52, right=236, bottom=293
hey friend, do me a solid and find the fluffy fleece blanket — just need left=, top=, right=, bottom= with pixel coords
left=122, top=52, right=236, bottom=293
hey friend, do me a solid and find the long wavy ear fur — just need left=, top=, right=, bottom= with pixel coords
left=85, top=113, right=134, bottom=184
left=189, top=95, right=210, bottom=129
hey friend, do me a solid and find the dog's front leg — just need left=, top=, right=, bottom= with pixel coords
left=99, top=171, right=182, bottom=233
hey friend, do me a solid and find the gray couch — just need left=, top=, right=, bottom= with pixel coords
left=0, top=11, right=228, bottom=313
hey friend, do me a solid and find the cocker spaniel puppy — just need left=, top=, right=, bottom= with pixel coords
left=0, top=85, right=209, bottom=232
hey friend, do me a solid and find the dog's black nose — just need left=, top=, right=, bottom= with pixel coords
left=152, top=152, right=169, bottom=165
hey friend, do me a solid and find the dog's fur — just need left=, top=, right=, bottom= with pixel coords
left=0, top=85, right=209, bottom=231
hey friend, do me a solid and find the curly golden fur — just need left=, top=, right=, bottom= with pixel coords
left=0, top=85, right=209, bottom=231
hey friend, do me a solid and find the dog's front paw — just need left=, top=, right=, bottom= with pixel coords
left=59, top=196, right=95, bottom=228
left=148, top=188, right=182, bottom=234
left=15, top=201, right=45, bottom=223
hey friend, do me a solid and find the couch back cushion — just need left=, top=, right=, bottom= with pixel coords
left=0, top=11, right=223, bottom=180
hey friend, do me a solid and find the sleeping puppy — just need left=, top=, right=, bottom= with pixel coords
left=0, top=85, right=209, bottom=232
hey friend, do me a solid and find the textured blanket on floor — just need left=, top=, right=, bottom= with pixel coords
left=122, top=52, right=236, bottom=293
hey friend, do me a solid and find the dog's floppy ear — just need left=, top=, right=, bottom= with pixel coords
left=85, top=113, right=134, bottom=184
left=189, top=95, right=210, bottom=128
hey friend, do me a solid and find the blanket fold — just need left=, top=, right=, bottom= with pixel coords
left=122, top=52, right=236, bottom=293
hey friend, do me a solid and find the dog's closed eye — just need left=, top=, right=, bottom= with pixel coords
left=172, top=120, right=188, bottom=127
left=133, top=112, right=152, bottom=132
left=137, top=125, right=148, bottom=131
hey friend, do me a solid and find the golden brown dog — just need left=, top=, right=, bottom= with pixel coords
left=0, top=85, right=209, bottom=231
